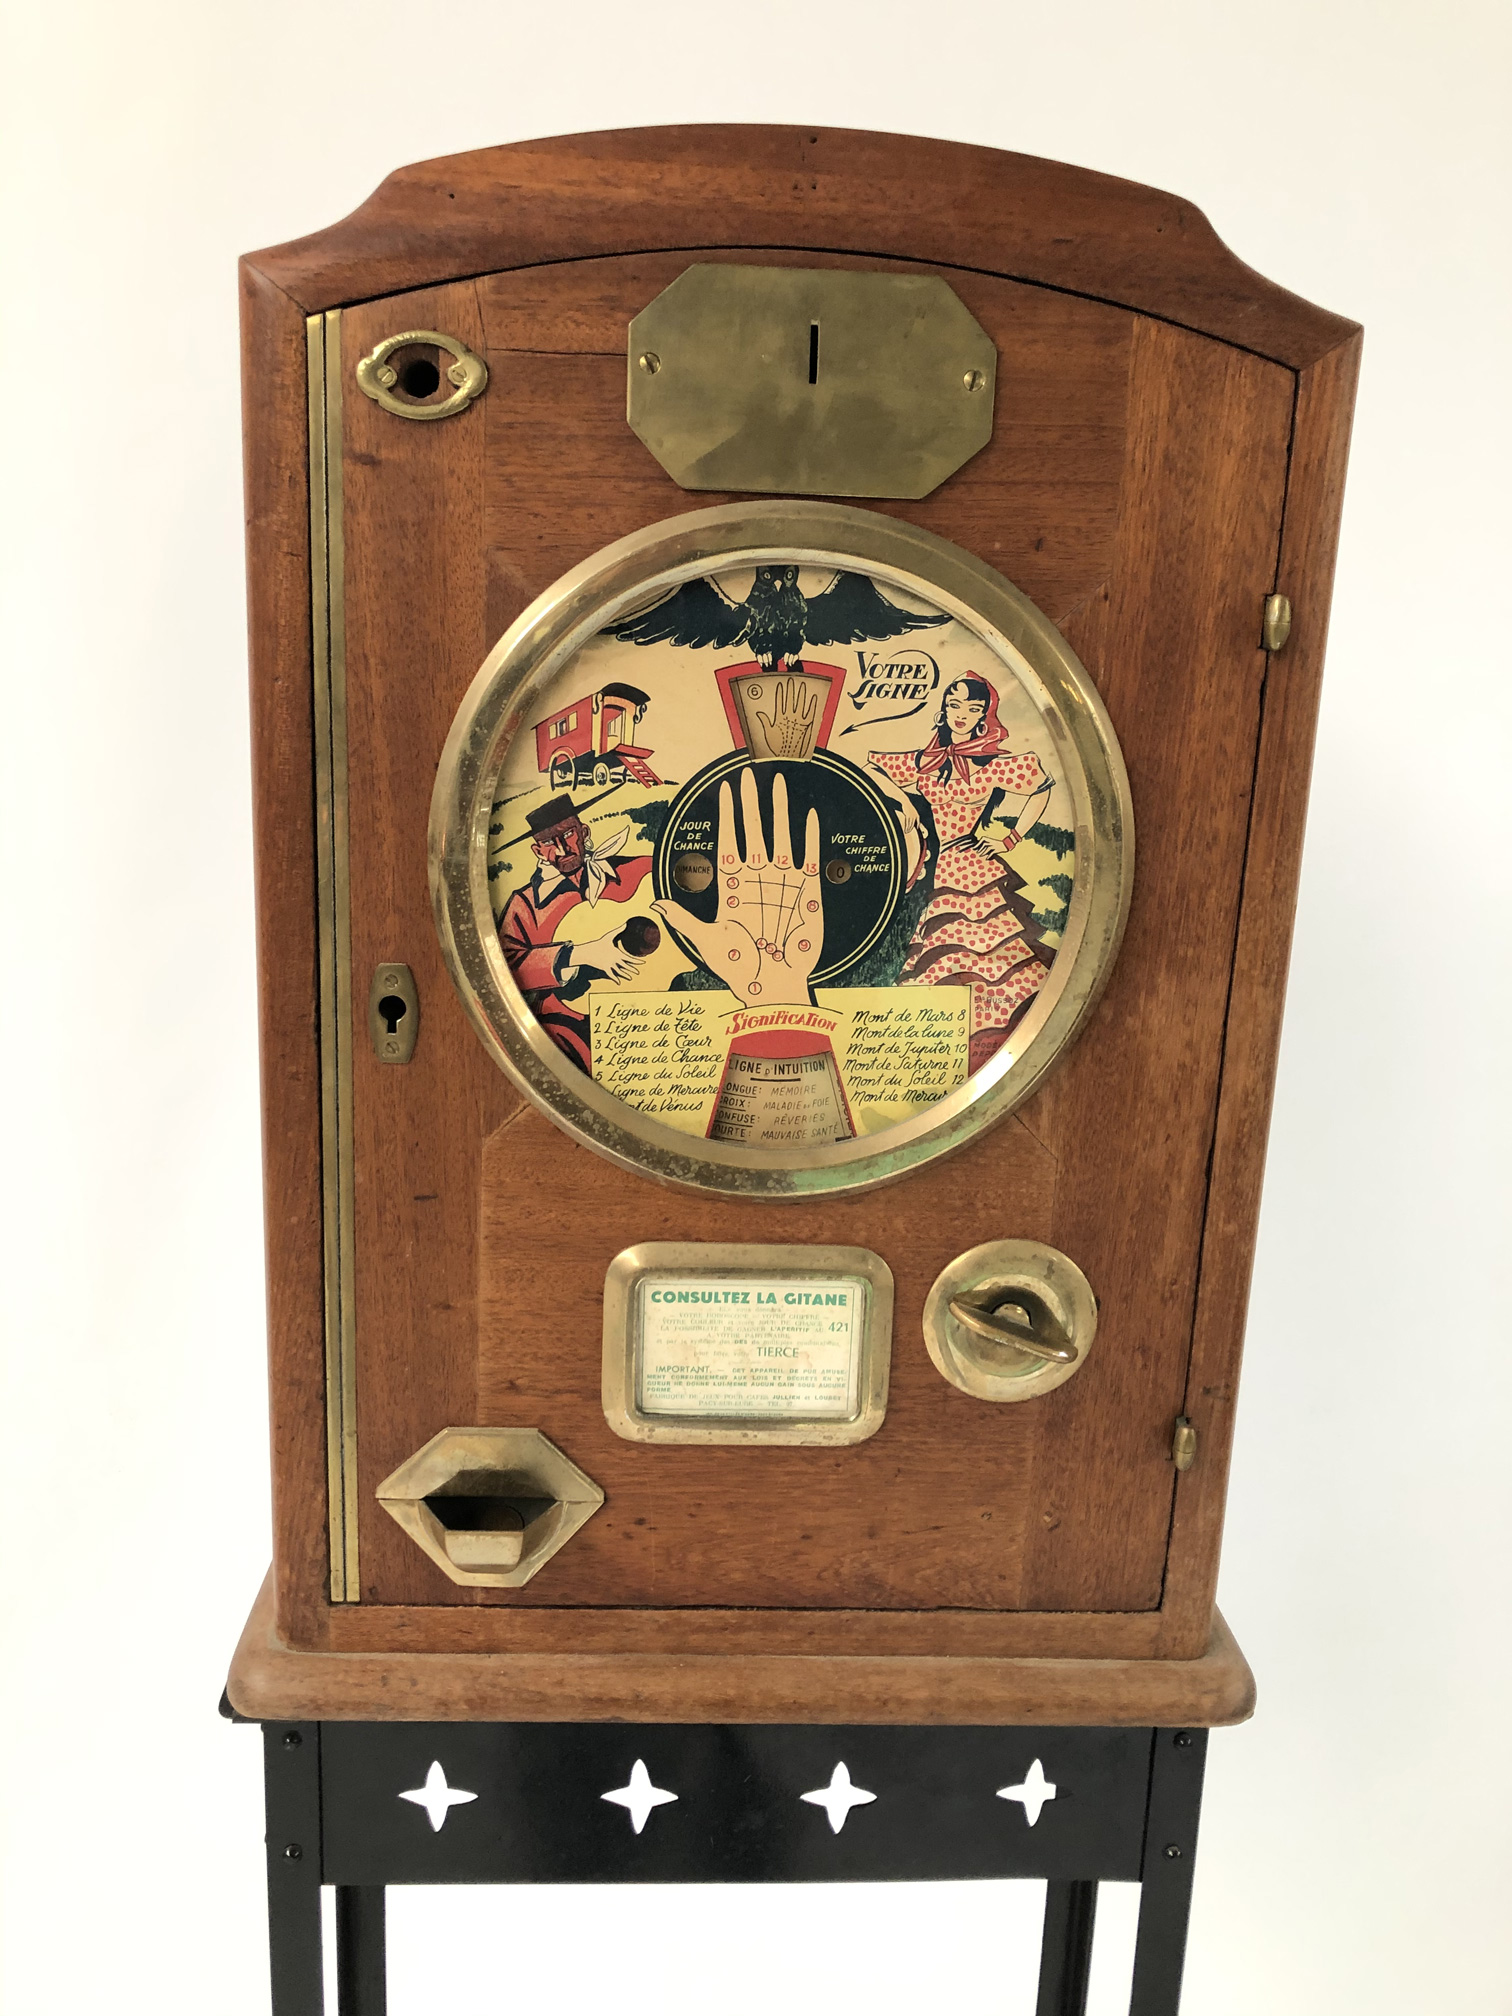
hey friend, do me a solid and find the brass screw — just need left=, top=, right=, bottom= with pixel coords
left=638, top=351, right=662, bottom=375
left=963, top=369, right=986, bottom=393
left=446, top=360, right=468, bottom=388
left=376, top=364, right=398, bottom=388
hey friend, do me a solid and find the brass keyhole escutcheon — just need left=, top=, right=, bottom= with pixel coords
left=923, top=1240, right=1097, bottom=1401
left=355, top=328, right=488, bottom=421
left=368, top=963, right=419, bottom=1064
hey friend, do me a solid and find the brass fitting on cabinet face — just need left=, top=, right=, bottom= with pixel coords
left=922, top=1240, right=1098, bottom=1402
left=375, top=1427, right=604, bottom=1588
left=355, top=329, right=488, bottom=421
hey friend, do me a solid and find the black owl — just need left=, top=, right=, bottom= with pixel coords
left=606, top=565, right=947, bottom=673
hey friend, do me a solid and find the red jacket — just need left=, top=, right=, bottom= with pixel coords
left=497, top=856, right=653, bottom=1071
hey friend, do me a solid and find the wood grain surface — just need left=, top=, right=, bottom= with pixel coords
left=337, top=261, right=1289, bottom=1633
left=241, top=264, right=330, bottom=1646
left=246, top=126, right=1353, bottom=371
left=239, top=131, right=1360, bottom=1682
left=339, top=280, right=522, bottom=1610
left=227, top=1571, right=1256, bottom=1726
left=1157, top=332, right=1364, bottom=1653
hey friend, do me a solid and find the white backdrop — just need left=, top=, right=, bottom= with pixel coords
left=2, top=2, right=1508, bottom=2010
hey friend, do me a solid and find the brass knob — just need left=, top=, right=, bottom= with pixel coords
left=923, top=1240, right=1097, bottom=1403
left=946, top=1293, right=1079, bottom=1365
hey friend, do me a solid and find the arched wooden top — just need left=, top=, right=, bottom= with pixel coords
left=247, top=125, right=1356, bottom=371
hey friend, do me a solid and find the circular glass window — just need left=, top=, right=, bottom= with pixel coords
left=431, top=502, right=1132, bottom=1195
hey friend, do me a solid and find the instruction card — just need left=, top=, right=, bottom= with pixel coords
left=636, top=1274, right=867, bottom=1419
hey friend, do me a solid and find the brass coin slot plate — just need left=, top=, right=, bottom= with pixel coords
left=923, top=1239, right=1098, bottom=1402
left=603, top=1241, right=893, bottom=1445
left=627, top=264, right=996, bottom=499
left=375, top=1427, right=604, bottom=1588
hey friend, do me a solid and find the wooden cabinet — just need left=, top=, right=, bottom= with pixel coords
left=239, top=128, right=1358, bottom=1715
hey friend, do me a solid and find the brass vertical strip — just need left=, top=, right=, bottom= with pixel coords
left=307, top=313, right=346, bottom=1598
left=309, top=310, right=359, bottom=1601
left=324, top=308, right=361, bottom=1599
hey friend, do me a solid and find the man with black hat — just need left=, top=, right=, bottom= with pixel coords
left=497, top=795, right=655, bottom=1072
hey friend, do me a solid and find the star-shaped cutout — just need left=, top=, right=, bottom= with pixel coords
left=398, top=1760, right=478, bottom=1833
left=601, top=1758, right=679, bottom=1835
left=800, top=1761, right=878, bottom=1835
left=997, top=1757, right=1057, bottom=1827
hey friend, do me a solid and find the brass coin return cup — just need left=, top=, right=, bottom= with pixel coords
left=923, top=1240, right=1098, bottom=1402
left=422, top=1485, right=558, bottom=1573
left=376, top=1428, right=604, bottom=1587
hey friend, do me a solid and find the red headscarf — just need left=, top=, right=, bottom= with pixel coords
left=913, top=675, right=1007, bottom=784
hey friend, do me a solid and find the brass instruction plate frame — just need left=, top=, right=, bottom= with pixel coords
left=603, top=1242, right=894, bottom=1445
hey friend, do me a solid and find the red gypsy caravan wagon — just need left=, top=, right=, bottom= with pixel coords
left=534, top=681, right=662, bottom=790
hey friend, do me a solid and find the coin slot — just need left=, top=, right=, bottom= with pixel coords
left=808, top=321, right=820, bottom=386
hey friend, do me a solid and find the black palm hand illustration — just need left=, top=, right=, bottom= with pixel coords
left=653, top=768, right=823, bottom=1006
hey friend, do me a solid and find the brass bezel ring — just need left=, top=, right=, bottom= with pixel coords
left=354, top=329, right=488, bottom=421
left=429, top=500, right=1134, bottom=1198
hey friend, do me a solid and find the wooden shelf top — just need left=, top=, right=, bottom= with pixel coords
left=226, top=1573, right=1255, bottom=1727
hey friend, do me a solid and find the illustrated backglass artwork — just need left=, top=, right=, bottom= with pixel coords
left=445, top=510, right=1129, bottom=1181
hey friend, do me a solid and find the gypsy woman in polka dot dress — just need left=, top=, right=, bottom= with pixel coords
left=868, top=676, right=1057, bottom=1075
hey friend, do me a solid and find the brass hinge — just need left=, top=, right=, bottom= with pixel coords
left=1262, top=592, right=1292, bottom=652
left=1172, top=1417, right=1198, bottom=1471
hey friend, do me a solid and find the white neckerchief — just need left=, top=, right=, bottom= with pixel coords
left=537, top=823, right=630, bottom=906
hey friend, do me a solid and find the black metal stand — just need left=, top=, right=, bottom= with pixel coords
left=238, top=1714, right=1208, bottom=2016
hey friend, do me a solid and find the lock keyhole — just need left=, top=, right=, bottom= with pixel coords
left=398, top=356, right=441, bottom=399
left=377, top=994, right=407, bottom=1035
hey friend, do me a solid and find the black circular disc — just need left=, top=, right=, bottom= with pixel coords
left=653, top=750, right=903, bottom=985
